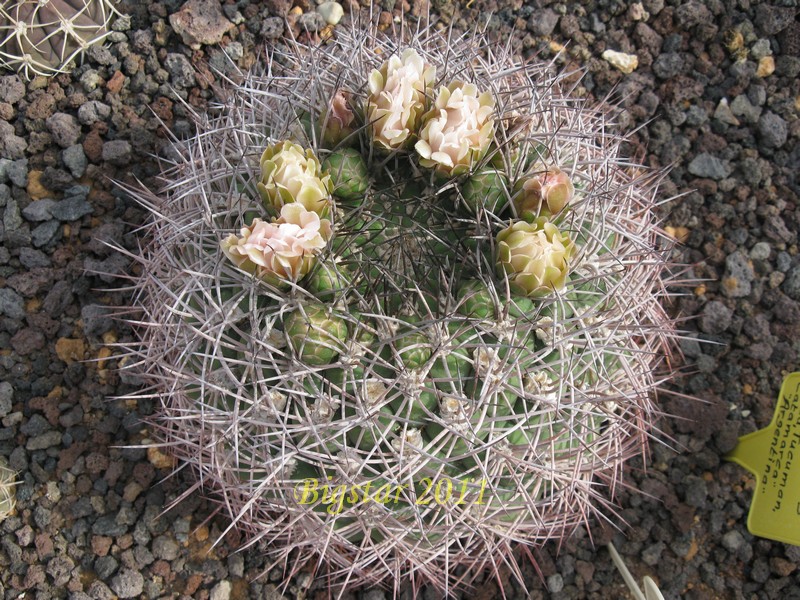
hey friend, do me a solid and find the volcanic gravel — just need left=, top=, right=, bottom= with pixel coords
left=0, top=0, right=798, bottom=599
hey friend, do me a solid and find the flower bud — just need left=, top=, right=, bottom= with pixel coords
left=457, top=280, right=496, bottom=320
left=306, top=261, right=351, bottom=301
left=257, top=141, right=332, bottom=216
left=320, top=90, right=355, bottom=147
left=284, top=303, right=348, bottom=366
left=461, top=168, right=509, bottom=213
left=512, top=166, right=574, bottom=220
left=496, top=218, right=575, bottom=297
left=322, top=148, right=369, bottom=201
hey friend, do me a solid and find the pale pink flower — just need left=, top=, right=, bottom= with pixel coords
left=221, top=203, right=332, bottom=284
left=366, top=48, right=436, bottom=150
left=415, top=81, right=495, bottom=177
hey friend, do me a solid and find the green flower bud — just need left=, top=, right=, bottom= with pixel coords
left=284, top=304, right=348, bottom=366
left=457, top=280, right=497, bottom=320
left=322, top=148, right=369, bottom=201
left=507, top=295, right=535, bottom=319
left=396, top=330, right=432, bottom=371
left=306, top=261, right=351, bottom=301
left=257, top=140, right=332, bottom=217
left=496, top=218, right=576, bottom=297
left=461, top=168, right=509, bottom=213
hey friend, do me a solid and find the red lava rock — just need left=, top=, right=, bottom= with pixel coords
left=665, top=391, right=728, bottom=441
left=15, top=525, right=34, bottom=547
left=85, top=452, right=110, bottom=475
left=184, top=573, right=204, bottom=595
left=770, top=556, right=797, bottom=577
left=575, top=559, right=595, bottom=584
left=91, top=535, right=113, bottom=557
left=169, top=0, right=235, bottom=49
left=57, top=441, right=88, bottom=474
left=0, top=102, right=14, bottom=120
left=670, top=503, right=696, bottom=534
left=28, top=395, right=61, bottom=426
left=341, top=0, right=360, bottom=12
left=67, top=574, right=83, bottom=592
left=104, top=459, right=124, bottom=486
left=691, top=178, right=719, bottom=196
left=23, top=565, right=46, bottom=590
left=27, top=313, right=59, bottom=337
left=25, top=92, right=56, bottom=120
left=75, top=474, right=92, bottom=495
left=10, top=328, right=45, bottom=355
left=150, top=96, right=174, bottom=123
left=473, top=580, right=500, bottom=600
left=705, top=213, right=725, bottom=229
left=34, top=533, right=54, bottom=560
left=188, top=87, right=208, bottom=109
left=265, top=0, right=292, bottom=16
left=378, top=10, right=392, bottom=29
left=151, top=559, right=171, bottom=578
left=117, top=534, right=134, bottom=550
left=106, top=70, right=126, bottom=94
left=8, top=268, right=56, bottom=297
left=132, top=462, right=156, bottom=487
left=83, top=129, right=104, bottom=163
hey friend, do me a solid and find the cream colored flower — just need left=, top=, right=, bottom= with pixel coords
left=257, top=141, right=332, bottom=216
left=513, top=165, right=575, bottom=220
left=415, top=81, right=495, bottom=177
left=496, top=218, right=575, bottom=297
left=221, top=203, right=332, bottom=285
left=366, top=48, right=436, bottom=150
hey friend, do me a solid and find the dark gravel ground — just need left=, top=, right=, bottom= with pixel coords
left=0, top=0, right=799, bottom=598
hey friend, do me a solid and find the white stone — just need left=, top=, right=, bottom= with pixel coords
left=601, top=50, right=638, bottom=74
left=318, top=2, right=344, bottom=26
left=629, top=3, right=649, bottom=21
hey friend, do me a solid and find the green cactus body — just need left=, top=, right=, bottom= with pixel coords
left=390, top=382, right=438, bottom=423
left=394, top=319, right=433, bottom=370
left=457, top=280, right=498, bottom=320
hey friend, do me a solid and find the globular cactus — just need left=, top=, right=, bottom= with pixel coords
left=0, top=0, right=120, bottom=78
left=121, top=20, right=681, bottom=596
left=0, top=457, right=16, bottom=522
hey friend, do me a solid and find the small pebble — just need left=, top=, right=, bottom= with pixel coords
left=318, top=2, right=344, bottom=25
left=602, top=49, right=639, bottom=74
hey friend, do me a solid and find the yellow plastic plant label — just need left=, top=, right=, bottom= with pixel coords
left=725, top=372, right=800, bottom=545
